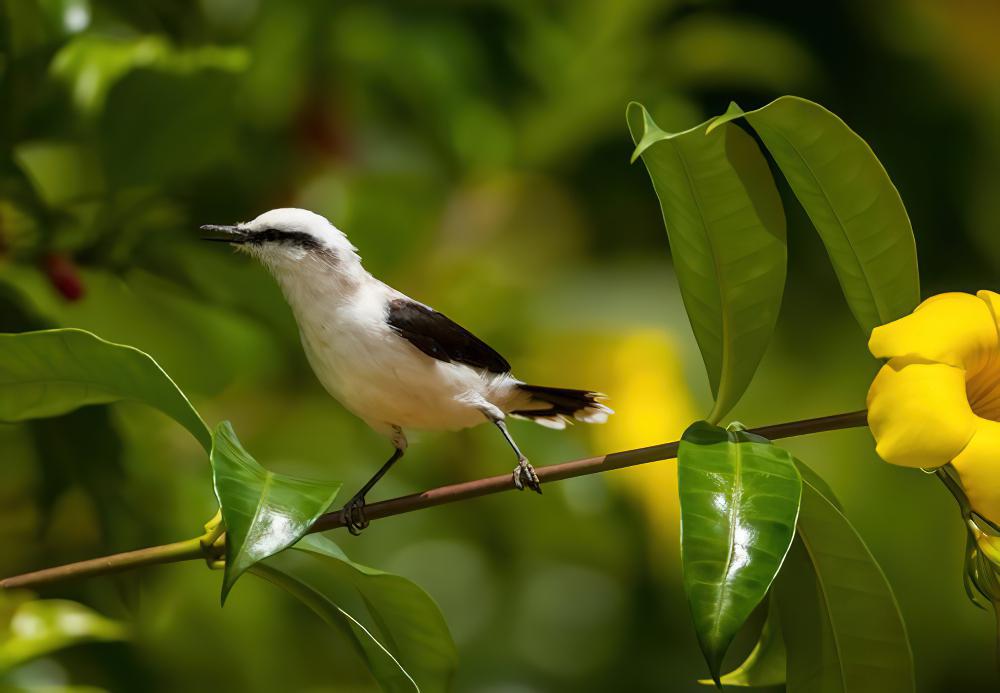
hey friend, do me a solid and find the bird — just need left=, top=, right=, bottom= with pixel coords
left=201, top=208, right=612, bottom=533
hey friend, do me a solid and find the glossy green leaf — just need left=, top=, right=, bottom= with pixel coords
left=776, top=475, right=914, bottom=693
left=711, top=96, right=920, bottom=333
left=628, top=102, right=786, bottom=423
left=700, top=597, right=786, bottom=687
left=0, top=597, right=128, bottom=672
left=0, top=328, right=210, bottom=451
left=678, top=421, right=801, bottom=683
left=254, top=535, right=457, bottom=693
left=210, top=422, right=341, bottom=603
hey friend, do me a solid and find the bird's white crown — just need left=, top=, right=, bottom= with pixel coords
left=244, top=208, right=356, bottom=252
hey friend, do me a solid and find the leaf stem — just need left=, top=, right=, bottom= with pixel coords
left=1, top=409, right=868, bottom=590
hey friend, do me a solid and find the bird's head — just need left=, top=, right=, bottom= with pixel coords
left=201, top=208, right=359, bottom=274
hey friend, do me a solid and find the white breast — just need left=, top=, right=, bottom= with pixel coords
left=286, top=277, right=508, bottom=434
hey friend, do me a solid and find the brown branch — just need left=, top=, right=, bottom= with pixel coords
left=1, top=410, right=868, bottom=590
left=312, top=409, right=868, bottom=530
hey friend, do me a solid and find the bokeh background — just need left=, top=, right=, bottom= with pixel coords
left=1, top=0, right=999, bottom=690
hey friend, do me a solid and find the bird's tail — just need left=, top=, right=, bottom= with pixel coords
left=508, top=383, right=613, bottom=430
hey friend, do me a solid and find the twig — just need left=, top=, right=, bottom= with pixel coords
left=1, top=538, right=211, bottom=590
left=1, top=410, right=868, bottom=590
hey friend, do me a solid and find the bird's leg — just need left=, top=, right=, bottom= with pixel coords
left=341, top=443, right=405, bottom=535
left=490, top=417, right=541, bottom=494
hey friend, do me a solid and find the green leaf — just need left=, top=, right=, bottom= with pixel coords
left=792, top=458, right=842, bottom=512
left=254, top=535, right=457, bottom=693
left=251, top=562, right=418, bottom=692
left=776, top=474, right=915, bottom=692
left=712, top=96, right=920, bottom=333
left=210, top=422, right=342, bottom=603
left=678, top=421, right=801, bottom=683
left=14, top=141, right=104, bottom=208
left=0, top=597, right=128, bottom=672
left=50, top=34, right=249, bottom=115
left=628, top=102, right=787, bottom=423
left=700, top=597, right=786, bottom=687
left=0, top=267, right=281, bottom=397
left=0, top=328, right=210, bottom=451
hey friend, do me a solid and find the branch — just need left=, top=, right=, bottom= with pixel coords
left=0, top=538, right=211, bottom=590
left=1, top=410, right=868, bottom=590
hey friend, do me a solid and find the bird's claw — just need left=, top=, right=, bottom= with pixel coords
left=342, top=496, right=370, bottom=535
left=512, top=458, right=542, bottom=494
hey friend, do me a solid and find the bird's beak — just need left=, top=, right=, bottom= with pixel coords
left=200, top=224, right=247, bottom=244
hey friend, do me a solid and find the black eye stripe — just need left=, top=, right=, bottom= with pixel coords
left=249, top=228, right=321, bottom=250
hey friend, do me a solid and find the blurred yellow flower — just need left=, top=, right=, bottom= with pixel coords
left=867, top=291, right=1000, bottom=523
left=593, top=330, right=697, bottom=555
left=532, top=327, right=698, bottom=565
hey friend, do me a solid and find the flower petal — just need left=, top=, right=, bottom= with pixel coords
left=976, top=290, right=1000, bottom=340
left=868, top=292, right=998, bottom=370
left=952, top=418, right=1000, bottom=526
left=867, top=360, right=976, bottom=468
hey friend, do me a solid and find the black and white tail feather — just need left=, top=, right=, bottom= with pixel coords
left=510, top=384, right=613, bottom=430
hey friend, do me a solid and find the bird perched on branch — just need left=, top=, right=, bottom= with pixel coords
left=202, top=208, right=612, bottom=533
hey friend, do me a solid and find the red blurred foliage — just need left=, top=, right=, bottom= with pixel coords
left=42, top=253, right=85, bottom=302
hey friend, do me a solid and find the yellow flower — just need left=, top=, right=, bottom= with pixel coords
left=592, top=329, right=698, bottom=561
left=867, top=291, right=1000, bottom=524
left=530, top=327, right=698, bottom=568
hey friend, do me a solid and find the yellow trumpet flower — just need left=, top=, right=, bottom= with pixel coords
left=867, top=291, right=1000, bottom=524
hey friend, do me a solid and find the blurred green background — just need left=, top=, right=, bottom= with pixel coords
left=1, top=0, right=999, bottom=690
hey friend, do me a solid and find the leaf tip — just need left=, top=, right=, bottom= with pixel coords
left=213, top=419, right=236, bottom=439
left=698, top=656, right=726, bottom=689
left=220, top=561, right=243, bottom=607
left=705, top=650, right=727, bottom=689
left=706, top=101, right=745, bottom=135
left=625, top=101, right=648, bottom=163
left=625, top=100, right=673, bottom=163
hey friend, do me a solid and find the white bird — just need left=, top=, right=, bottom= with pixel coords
left=202, top=208, right=612, bottom=533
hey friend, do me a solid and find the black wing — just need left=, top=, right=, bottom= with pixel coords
left=386, top=298, right=511, bottom=374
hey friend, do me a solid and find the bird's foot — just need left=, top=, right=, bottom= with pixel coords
left=341, top=495, right=370, bottom=535
left=512, top=457, right=542, bottom=494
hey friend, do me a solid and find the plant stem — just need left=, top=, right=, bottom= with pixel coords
left=0, top=537, right=209, bottom=590
left=1, top=409, right=868, bottom=590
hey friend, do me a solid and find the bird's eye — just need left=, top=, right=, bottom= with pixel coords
left=247, top=228, right=285, bottom=244
left=250, top=228, right=320, bottom=251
